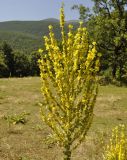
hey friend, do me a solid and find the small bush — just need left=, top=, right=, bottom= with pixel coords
left=4, top=111, right=30, bottom=125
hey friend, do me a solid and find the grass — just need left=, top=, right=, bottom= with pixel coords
left=0, top=77, right=127, bottom=160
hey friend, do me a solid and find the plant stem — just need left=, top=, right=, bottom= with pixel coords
left=63, top=142, right=71, bottom=160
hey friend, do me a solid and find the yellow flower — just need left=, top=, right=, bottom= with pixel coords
left=92, top=42, right=96, bottom=45
left=48, top=25, right=53, bottom=30
left=38, top=49, right=43, bottom=53
left=79, top=21, right=83, bottom=26
left=68, top=24, right=73, bottom=29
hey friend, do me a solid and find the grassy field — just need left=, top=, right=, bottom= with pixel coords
left=0, top=77, right=127, bottom=160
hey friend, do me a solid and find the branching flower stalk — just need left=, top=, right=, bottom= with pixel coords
left=103, top=124, right=127, bottom=160
left=38, top=6, right=100, bottom=160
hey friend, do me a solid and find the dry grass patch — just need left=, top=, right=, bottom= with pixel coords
left=0, top=77, right=127, bottom=159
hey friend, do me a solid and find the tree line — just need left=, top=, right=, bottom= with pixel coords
left=0, top=42, right=40, bottom=77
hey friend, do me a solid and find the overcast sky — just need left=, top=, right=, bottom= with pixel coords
left=0, top=0, right=94, bottom=22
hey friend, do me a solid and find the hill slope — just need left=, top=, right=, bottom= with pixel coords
left=0, top=19, right=79, bottom=52
left=0, top=19, right=60, bottom=37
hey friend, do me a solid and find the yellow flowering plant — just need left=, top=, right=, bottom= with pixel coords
left=38, top=6, right=100, bottom=160
left=103, top=124, right=127, bottom=160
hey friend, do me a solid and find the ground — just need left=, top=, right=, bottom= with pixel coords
left=0, top=77, right=127, bottom=160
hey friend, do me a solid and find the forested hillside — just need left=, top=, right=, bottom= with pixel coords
left=0, top=31, right=41, bottom=52
left=0, top=19, right=79, bottom=52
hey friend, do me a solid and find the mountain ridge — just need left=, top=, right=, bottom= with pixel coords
left=0, top=18, right=79, bottom=23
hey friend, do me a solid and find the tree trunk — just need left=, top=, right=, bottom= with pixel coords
left=119, top=62, right=123, bottom=86
left=112, top=63, right=117, bottom=79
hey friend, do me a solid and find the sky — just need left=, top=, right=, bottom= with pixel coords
left=0, top=0, right=94, bottom=22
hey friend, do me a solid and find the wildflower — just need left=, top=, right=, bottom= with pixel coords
left=38, top=6, right=100, bottom=160
left=38, top=49, right=43, bottom=53
left=48, top=25, right=53, bottom=30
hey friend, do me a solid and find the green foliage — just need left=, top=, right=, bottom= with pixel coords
left=39, top=7, right=100, bottom=160
left=0, top=42, right=41, bottom=77
left=89, top=0, right=127, bottom=81
left=0, top=31, right=42, bottom=53
left=1, top=42, right=15, bottom=76
left=4, top=111, right=30, bottom=126
left=72, top=4, right=91, bottom=21
left=13, top=51, right=30, bottom=77
left=74, top=0, right=127, bottom=84
left=99, top=68, right=113, bottom=85
left=29, top=51, right=40, bottom=76
left=0, top=51, right=8, bottom=77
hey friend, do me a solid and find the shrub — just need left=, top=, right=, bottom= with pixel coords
left=4, top=111, right=30, bottom=126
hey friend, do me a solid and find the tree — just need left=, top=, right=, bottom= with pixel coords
left=73, top=0, right=127, bottom=82
left=39, top=6, right=100, bottom=160
left=0, top=51, right=8, bottom=77
left=13, top=51, right=30, bottom=77
left=72, top=4, right=91, bottom=22
left=1, top=42, right=15, bottom=77
left=29, top=51, right=40, bottom=76
left=89, top=0, right=127, bottom=81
